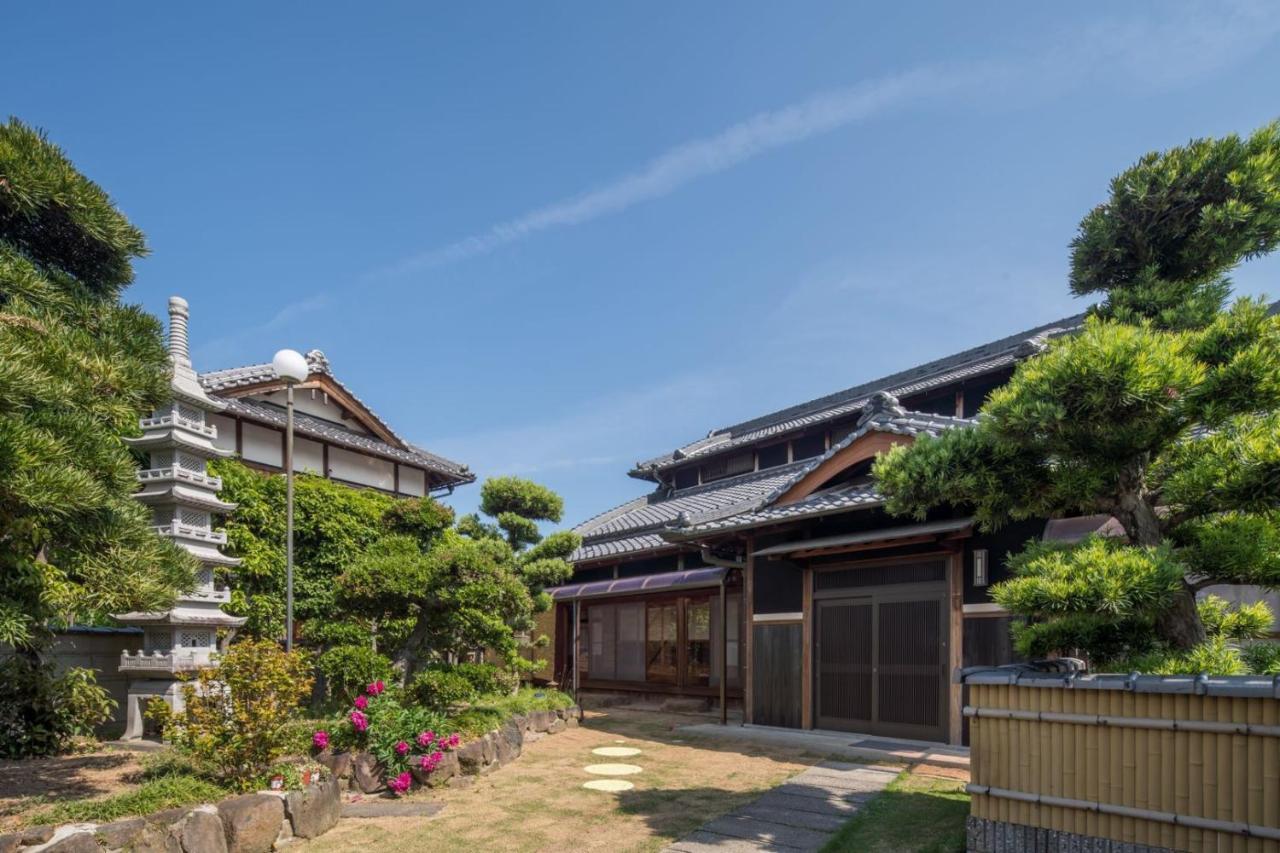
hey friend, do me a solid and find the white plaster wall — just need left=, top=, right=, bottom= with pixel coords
left=398, top=466, right=426, bottom=496
left=242, top=422, right=282, bottom=467
left=294, top=436, right=325, bottom=475
left=328, top=446, right=394, bottom=490
left=209, top=413, right=237, bottom=453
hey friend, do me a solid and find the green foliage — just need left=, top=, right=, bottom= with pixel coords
left=316, top=644, right=395, bottom=703
left=876, top=121, right=1280, bottom=658
left=0, top=118, right=192, bottom=668
left=1121, top=636, right=1249, bottom=676
left=1243, top=642, right=1280, bottom=675
left=1196, top=595, right=1273, bottom=641
left=1070, top=121, right=1280, bottom=330
left=0, top=660, right=116, bottom=758
left=28, top=772, right=227, bottom=827
left=407, top=662, right=517, bottom=711
left=409, top=667, right=480, bottom=711
left=149, top=639, right=313, bottom=790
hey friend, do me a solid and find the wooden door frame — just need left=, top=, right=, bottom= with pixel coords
left=806, top=552, right=960, bottom=744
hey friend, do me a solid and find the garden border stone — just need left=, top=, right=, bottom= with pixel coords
left=5, top=703, right=582, bottom=853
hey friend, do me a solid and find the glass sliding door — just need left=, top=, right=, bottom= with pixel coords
left=646, top=601, right=678, bottom=683
left=685, top=597, right=712, bottom=686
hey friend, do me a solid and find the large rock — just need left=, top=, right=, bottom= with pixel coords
left=0, top=834, right=20, bottom=853
left=284, top=778, right=340, bottom=839
left=547, top=718, right=566, bottom=734
left=409, top=750, right=459, bottom=787
left=479, top=732, right=497, bottom=765
left=496, top=722, right=522, bottom=763
left=351, top=752, right=385, bottom=794
left=178, top=806, right=227, bottom=853
left=314, top=750, right=352, bottom=780
left=216, top=794, right=284, bottom=853
left=20, top=826, right=55, bottom=846
left=508, top=713, right=528, bottom=734
left=95, top=817, right=148, bottom=848
left=126, top=820, right=183, bottom=853
left=455, top=738, right=486, bottom=774
left=41, top=828, right=99, bottom=852
left=529, top=710, right=556, bottom=732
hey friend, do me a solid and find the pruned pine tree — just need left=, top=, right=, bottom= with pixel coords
left=875, top=122, right=1280, bottom=668
left=0, top=118, right=193, bottom=753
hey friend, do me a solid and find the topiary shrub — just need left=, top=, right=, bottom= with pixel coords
left=317, top=644, right=395, bottom=703
left=408, top=668, right=477, bottom=711
left=1243, top=642, right=1280, bottom=675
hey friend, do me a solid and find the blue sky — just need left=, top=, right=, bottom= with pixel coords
left=6, top=2, right=1280, bottom=527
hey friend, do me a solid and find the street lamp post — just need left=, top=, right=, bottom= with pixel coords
left=272, top=349, right=309, bottom=652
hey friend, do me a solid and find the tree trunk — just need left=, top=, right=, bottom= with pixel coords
left=1156, top=581, right=1206, bottom=651
left=394, top=618, right=430, bottom=684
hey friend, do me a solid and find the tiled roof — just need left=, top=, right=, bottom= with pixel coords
left=220, top=397, right=473, bottom=483
left=668, top=481, right=884, bottom=537
left=570, top=461, right=813, bottom=564
left=664, top=399, right=972, bottom=539
left=201, top=350, right=473, bottom=486
left=569, top=533, right=673, bottom=563
left=630, top=313, right=1084, bottom=478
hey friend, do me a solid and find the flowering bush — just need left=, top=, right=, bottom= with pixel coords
left=315, top=682, right=460, bottom=794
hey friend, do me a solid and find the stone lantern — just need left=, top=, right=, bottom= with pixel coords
left=116, top=296, right=247, bottom=740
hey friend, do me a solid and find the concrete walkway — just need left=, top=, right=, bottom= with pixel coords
left=662, top=761, right=899, bottom=852
left=675, top=723, right=969, bottom=773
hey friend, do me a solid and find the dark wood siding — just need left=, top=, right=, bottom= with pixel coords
left=751, top=623, right=802, bottom=728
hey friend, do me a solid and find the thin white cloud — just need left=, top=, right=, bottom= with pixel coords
left=192, top=294, right=333, bottom=366
left=374, top=65, right=983, bottom=276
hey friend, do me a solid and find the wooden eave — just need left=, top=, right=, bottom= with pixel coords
left=216, top=374, right=401, bottom=447
left=774, top=431, right=910, bottom=506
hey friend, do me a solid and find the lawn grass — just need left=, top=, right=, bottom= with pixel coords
left=28, top=773, right=228, bottom=826
left=821, top=771, right=969, bottom=853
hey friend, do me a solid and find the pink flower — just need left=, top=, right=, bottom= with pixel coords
left=311, top=730, right=330, bottom=750
left=350, top=710, right=368, bottom=733
left=367, top=680, right=386, bottom=696
left=353, top=695, right=369, bottom=711
left=387, top=771, right=412, bottom=795
left=446, top=733, right=460, bottom=748
left=419, top=751, right=442, bottom=771
left=416, top=730, right=435, bottom=748
left=395, top=740, right=409, bottom=756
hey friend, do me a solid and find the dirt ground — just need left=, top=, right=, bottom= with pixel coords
left=304, top=708, right=907, bottom=853
left=0, top=749, right=145, bottom=832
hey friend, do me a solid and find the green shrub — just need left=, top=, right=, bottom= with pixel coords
left=444, top=662, right=516, bottom=697
left=0, top=660, right=115, bottom=758
left=409, top=668, right=477, bottom=711
left=1243, top=642, right=1280, bottom=675
left=1121, top=636, right=1248, bottom=675
left=317, top=644, right=394, bottom=703
left=449, top=707, right=506, bottom=738
left=148, top=639, right=313, bottom=790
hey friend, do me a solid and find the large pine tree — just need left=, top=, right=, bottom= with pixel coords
left=0, top=118, right=192, bottom=659
left=874, top=122, right=1280, bottom=667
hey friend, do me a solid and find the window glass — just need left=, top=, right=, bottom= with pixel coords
left=646, top=602, right=678, bottom=683
left=686, top=598, right=712, bottom=686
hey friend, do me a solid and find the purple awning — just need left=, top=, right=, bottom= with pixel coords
left=548, top=566, right=730, bottom=602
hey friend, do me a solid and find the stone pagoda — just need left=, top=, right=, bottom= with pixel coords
left=117, top=296, right=246, bottom=740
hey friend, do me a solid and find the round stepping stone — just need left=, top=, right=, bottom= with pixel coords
left=583, top=763, right=643, bottom=776
left=582, top=779, right=635, bottom=792
left=592, top=746, right=641, bottom=758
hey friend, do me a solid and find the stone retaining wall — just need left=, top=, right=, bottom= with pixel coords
left=1, top=705, right=582, bottom=853
left=0, top=777, right=341, bottom=853
left=967, top=816, right=1179, bottom=853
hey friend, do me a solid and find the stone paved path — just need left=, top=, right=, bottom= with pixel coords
left=662, top=761, right=898, bottom=852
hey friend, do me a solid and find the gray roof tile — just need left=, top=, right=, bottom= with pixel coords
left=630, top=313, right=1084, bottom=477
left=200, top=350, right=472, bottom=486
